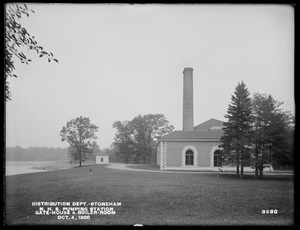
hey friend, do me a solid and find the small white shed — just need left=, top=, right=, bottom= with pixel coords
left=96, top=151, right=109, bottom=164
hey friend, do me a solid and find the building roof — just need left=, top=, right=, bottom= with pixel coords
left=159, top=118, right=225, bottom=141
left=194, top=118, right=224, bottom=131
left=95, top=151, right=109, bottom=156
left=160, top=129, right=224, bottom=141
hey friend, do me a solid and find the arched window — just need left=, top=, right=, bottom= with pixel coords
left=214, top=150, right=222, bottom=167
left=185, top=150, right=194, bottom=165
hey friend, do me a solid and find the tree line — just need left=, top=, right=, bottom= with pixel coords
left=220, top=82, right=294, bottom=179
left=59, top=114, right=174, bottom=166
left=6, top=146, right=69, bottom=161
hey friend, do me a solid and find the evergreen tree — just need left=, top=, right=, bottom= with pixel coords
left=267, top=110, right=294, bottom=169
left=252, top=93, right=294, bottom=177
left=219, top=81, right=253, bottom=178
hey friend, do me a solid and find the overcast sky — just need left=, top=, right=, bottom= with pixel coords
left=6, top=4, right=294, bottom=149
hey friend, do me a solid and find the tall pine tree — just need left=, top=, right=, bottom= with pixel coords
left=219, top=81, right=253, bottom=178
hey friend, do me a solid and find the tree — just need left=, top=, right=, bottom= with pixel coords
left=219, top=82, right=253, bottom=178
left=5, top=3, right=58, bottom=101
left=91, top=141, right=100, bottom=152
left=130, top=114, right=175, bottom=164
left=268, top=110, right=294, bottom=169
left=252, top=93, right=294, bottom=177
left=90, top=141, right=100, bottom=161
left=60, top=116, right=99, bottom=167
left=112, top=120, right=135, bottom=164
left=130, top=115, right=150, bottom=163
left=113, top=114, right=174, bottom=164
left=105, top=144, right=120, bottom=163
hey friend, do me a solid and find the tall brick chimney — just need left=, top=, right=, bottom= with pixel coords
left=182, top=68, right=194, bottom=131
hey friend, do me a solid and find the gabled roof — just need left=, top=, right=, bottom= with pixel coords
left=194, top=118, right=224, bottom=131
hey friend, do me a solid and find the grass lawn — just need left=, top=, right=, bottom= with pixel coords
left=5, top=164, right=294, bottom=226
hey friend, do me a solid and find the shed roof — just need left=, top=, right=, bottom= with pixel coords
left=194, top=118, right=224, bottom=131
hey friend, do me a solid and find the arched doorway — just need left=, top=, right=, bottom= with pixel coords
left=185, top=150, right=194, bottom=165
left=214, top=149, right=222, bottom=167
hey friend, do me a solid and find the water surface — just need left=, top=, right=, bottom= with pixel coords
left=6, top=161, right=60, bottom=176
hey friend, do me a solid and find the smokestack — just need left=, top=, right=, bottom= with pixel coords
left=182, top=68, right=194, bottom=131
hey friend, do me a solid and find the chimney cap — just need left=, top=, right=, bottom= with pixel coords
left=183, top=67, right=193, bottom=73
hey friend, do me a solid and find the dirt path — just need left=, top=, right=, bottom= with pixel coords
left=106, top=163, right=294, bottom=175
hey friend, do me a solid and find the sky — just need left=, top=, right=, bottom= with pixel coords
left=6, top=4, right=294, bottom=149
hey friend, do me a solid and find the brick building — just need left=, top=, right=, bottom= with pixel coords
left=156, top=68, right=225, bottom=171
